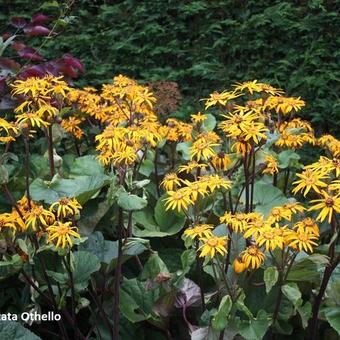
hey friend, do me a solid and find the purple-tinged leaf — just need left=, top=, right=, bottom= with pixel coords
left=10, top=17, right=27, bottom=29
left=24, top=25, right=50, bottom=36
left=0, top=57, right=21, bottom=71
left=62, top=54, right=84, bottom=72
left=175, top=278, right=201, bottom=308
left=32, top=13, right=50, bottom=24
left=12, top=41, right=26, bottom=51
left=18, top=47, right=44, bottom=61
left=19, top=65, right=46, bottom=79
left=58, top=64, right=78, bottom=78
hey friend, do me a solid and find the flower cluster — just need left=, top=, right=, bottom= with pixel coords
left=0, top=196, right=81, bottom=249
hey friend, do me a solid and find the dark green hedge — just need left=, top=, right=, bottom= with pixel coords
left=1, top=0, right=339, bottom=135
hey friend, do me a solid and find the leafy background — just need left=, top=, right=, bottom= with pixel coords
left=0, top=0, right=339, bottom=135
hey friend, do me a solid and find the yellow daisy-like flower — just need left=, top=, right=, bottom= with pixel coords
left=191, top=112, right=207, bottom=124
left=262, top=154, right=279, bottom=175
left=211, top=153, right=232, bottom=171
left=292, top=169, right=328, bottom=197
left=267, top=206, right=292, bottom=223
left=61, top=117, right=84, bottom=140
left=243, top=216, right=265, bottom=239
left=329, top=180, right=340, bottom=193
left=164, top=188, right=194, bottom=212
left=308, top=191, right=340, bottom=223
left=161, top=173, right=182, bottom=191
left=190, top=137, right=219, bottom=161
left=241, top=122, right=268, bottom=144
left=198, top=236, right=228, bottom=258
left=46, top=221, right=81, bottom=249
left=112, top=146, right=137, bottom=166
left=0, top=213, right=17, bottom=234
left=204, top=91, right=240, bottom=109
left=220, top=212, right=248, bottom=233
left=15, top=112, right=49, bottom=129
left=178, top=161, right=208, bottom=174
left=184, top=224, right=214, bottom=240
left=24, top=205, right=55, bottom=231
left=255, top=225, right=284, bottom=251
left=50, top=197, right=82, bottom=218
left=285, top=230, right=318, bottom=253
left=184, top=180, right=209, bottom=201
left=282, top=202, right=305, bottom=215
left=200, top=175, right=231, bottom=192
left=294, top=217, right=319, bottom=236
left=241, top=245, right=265, bottom=270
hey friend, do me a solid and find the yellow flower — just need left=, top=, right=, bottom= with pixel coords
left=329, top=180, right=340, bottom=193
left=184, top=224, right=214, bottom=240
left=61, top=117, right=84, bottom=139
left=47, top=221, right=81, bottom=249
left=112, top=145, right=137, bottom=166
left=241, top=245, right=265, bottom=270
left=24, top=205, right=55, bottom=231
left=265, top=96, right=305, bottom=115
left=231, top=140, right=252, bottom=156
left=267, top=206, right=292, bottom=223
left=285, top=230, right=318, bottom=253
left=191, top=112, right=207, bottom=123
left=233, top=80, right=262, bottom=95
left=308, top=191, right=340, bottom=223
left=292, top=169, right=328, bottom=196
left=178, top=161, right=208, bottom=174
left=164, top=188, right=194, bottom=212
left=199, top=175, right=231, bottom=192
left=220, top=212, right=248, bottom=233
left=198, top=236, right=228, bottom=258
left=184, top=180, right=209, bottom=201
left=282, top=202, right=305, bottom=215
left=50, top=198, right=82, bottom=218
left=15, top=112, right=49, bottom=129
left=211, top=153, right=232, bottom=171
left=233, top=258, right=247, bottom=273
left=255, top=225, right=284, bottom=251
left=161, top=173, right=182, bottom=191
left=0, top=213, right=17, bottom=234
left=294, top=218, right=319, bottom=236
left=243, top=216, right=265, bottom=239
left=262, top=154, right=279, bottom=175
left=204, top=91, right=240, bottom=109
left=241, top=122, right=268, bottom=144
left=190, top=137, right=219, bottom=161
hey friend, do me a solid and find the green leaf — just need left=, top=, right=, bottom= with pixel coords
left=277, top=150, right=301, bottom=169
left=0, top=321, right=41, bottom=339
left=282, top=283, right=301, bottom=307
left=133, top=195, right=185, bottom=237
left=72, top=251, right=101, bottom=290
left=0, top=255, right=22, bottom=280
left=79, top=232, right=148, bottom=266
left=119, top=277, right=156, bottom=323
left=141, top=252, right=169, bottom=280
left=116, top=188, right=148, bottom=211
left=264, top=267, right=278, bottom=293
left=324, top=307, right=340, bottom=335
left=202, top=114, right=216, bottom=131
left=153, top=194, right=186, bottom=233
left=251, top=180, right=289, bottom=216
left=176, top=142, right=192, bottom=160
left=297, top=301, right=311, bottom=329
left=69, top=155, right=105, bottom=176
left=238, top=310, right=270, bottom=340
left=212, top=295, right=232, bottom=331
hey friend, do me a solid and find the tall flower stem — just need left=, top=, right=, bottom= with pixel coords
left=308, top=217, right=340, bottom=340
left=47, top=125, right=55, bottom=177
left=23, top=136, right=31, bottom=208
left=195, top=240, right=206, bottom=311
